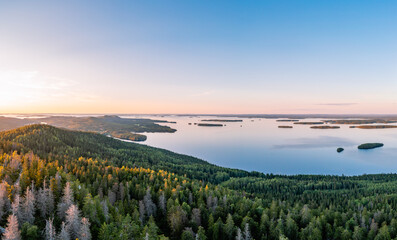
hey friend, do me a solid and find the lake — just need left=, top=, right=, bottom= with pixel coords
left=124, top=115, right=397, bottom=175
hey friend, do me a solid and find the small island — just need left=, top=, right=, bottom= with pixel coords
left=201, top=119, right=243, bottom=122
left=278, top=126, right=293, bottom=128
left=276, top=119, right=300, bottom=122
left=310, top=126, right=340, bottom=129
left=323, top=119, right=397, bottom=124
left=350, top=125, right=397, bottom=129
left=197, top=123, right=223, bottom=127
left=358, top=143, right=384, bottom=150
left=337, top=148, right=344, bottom=153
left=294, top=122, right=324, bottom=125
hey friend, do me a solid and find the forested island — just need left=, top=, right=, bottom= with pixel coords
left=278, top=126, right=293, bottom=128
left=206, top=114, right=397, bottom=119
left=323, top=119, right=397, bottom=124
left=0, top=115, right=176, bottom=142
left=201, top=119, right=243, bottom=122
left=358, top=143, right=384, bottom=149
left=197, top=123, right=224, bottom=127
left=310, top=126, right=340, bottom=129
left=350, top=125, right=397, bottom=129
left=276, top=119, right=299, bottom=122
left=0, top=125, right=397, bottom=239
left=293, top=122, right=324, bottom=125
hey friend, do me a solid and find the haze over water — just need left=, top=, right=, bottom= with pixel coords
left=127, top=115, right=397, bottom=175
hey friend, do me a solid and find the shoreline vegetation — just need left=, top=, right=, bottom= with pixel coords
left=358, top=143, right=384, bottom=149
left=278, top=126, right=293, bottom=128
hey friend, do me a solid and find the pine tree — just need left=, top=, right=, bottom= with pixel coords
left=243, top=223, right=251, bottom=240
left=146, top=216, right=159, bottom=238
left=3, top=214, right=21, bottom=240
left=168, top=205, right=187, bottom=235
left=107, top=189, right=116, bottom=205
left=285, top=215, right=298, bottom=240
left=44, top=218, right=56, bottom=240
left=375, top=225, right=391, bottom=240
left=118, top=182, right=125, bottom=201
left=57, top=182, right=74, bottom=220
left=143, top=189, right=157, bottom=217
left=22, top=186, right=35, bottom=224
left=0, top=182, right=10, bottom=220
left=196, top=226, right=206, bottom=240
left=101, top=200, right=109, bottom=221
left=235, top=228, right=242, bottom=240
left=191, top=208, right=201, bottom=227
left=58, top=222, right=70, bottom=240
left=159, top=192, right=166, bottom=213
left=78, top=217, right=91, bottom=240
left=37, top=181, right=54, bottom=218
left=181, top=228, right=195, bottom=240
left=11, top=194, right=22, bottom=227
left=225, top=214, right=235, bottom=240
left=139, top=200, right=146, bottom=223
left=65, top=204, right=81, bottom=240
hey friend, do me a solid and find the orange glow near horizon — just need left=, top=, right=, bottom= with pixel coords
left=1, top=2, right=396, bottom=115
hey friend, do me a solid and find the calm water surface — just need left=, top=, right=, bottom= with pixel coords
left=125, top=115, right=397, bottom=175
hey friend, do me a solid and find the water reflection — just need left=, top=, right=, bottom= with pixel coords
left=122, top=115, right=397, bottom=175
left=273, top=136, right=357, bottom=149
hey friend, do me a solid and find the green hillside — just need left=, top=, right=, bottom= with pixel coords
left=0, top=125, right=397, bottom=239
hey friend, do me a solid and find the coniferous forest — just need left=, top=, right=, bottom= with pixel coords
left=1, top=125, right=397, bottom=239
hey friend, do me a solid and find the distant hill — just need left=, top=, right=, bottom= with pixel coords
left=0, top=115, right=177, bottom=142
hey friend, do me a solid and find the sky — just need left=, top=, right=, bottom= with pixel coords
left=0, top=0, right=396, bottom=114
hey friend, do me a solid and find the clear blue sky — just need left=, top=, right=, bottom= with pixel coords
left=0, top=0, right=396, bottom=113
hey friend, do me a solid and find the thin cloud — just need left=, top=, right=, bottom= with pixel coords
left=317, top=103, right=358, bottom=106
left=0, top=70, right=97, bottom=104
left=0, top=70, right=78, bottom=90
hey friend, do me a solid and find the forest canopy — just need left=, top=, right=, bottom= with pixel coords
left=0, top=125, right=397, bottom=239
